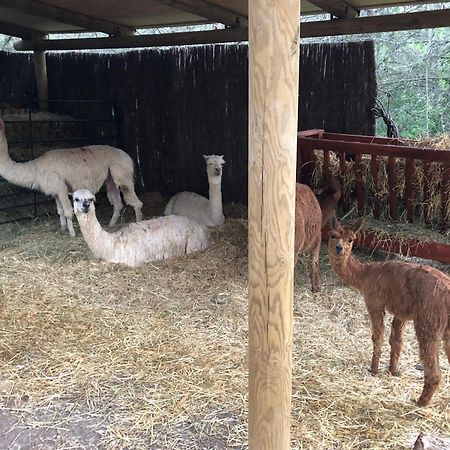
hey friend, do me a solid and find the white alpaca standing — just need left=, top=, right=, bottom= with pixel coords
left=0, top=118, right=142, bottom=237
left=73, top=189, right=209, bottom=267
left=164, top=155, right=225, bottom=226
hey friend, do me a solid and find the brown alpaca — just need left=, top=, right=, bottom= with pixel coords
left=295, top=178, right=341, bottom=293
left=328, top=218, right=450, bottom=406
left=294, top=183, right=322, bottom=292
left=317, top=175, right=341, bottom=227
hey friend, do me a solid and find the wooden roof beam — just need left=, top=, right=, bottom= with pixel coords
left=151, top=0, right=248, bottom=28
left=13, top=8, right=450, bottom=51
left=0, top=20, right=43, bottom=39
left=308, top=0, right=359, bottom=18
left=0, top=0, right=135, bottom=36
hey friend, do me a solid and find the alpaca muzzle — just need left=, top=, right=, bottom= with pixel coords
left=335, top=244, right=344, bottom=255
left=82, top=200, right=91, bottom=213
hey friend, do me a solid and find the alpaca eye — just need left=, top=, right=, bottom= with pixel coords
left=348, top=239, right=353, bottom=243
left=75, top=198, right=79, bottom=202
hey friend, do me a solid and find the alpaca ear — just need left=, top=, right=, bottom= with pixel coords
left=330, top=214, right=339, bottom=230
left=0, top=118, right=4, bottom=132
left=354, top=217, right=364, bottom=234
left=68, top=192, right=73, bottom=198
left=203, top=155, right=209, bottom=161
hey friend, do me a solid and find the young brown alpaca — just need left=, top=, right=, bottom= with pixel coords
left=295, top=178, right=341, bottom=293
left=294, top=183, right=322, bottom=292
left=317, top=175, right=341, bottom=227
left=328, top=218, right=450, bottom=406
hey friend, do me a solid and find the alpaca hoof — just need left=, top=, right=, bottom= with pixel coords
left=311, top=287, right=320, bottom=293
left=416, top=396, right=431, bottom=407
left=390, top=370, right=401, bottom=377
left=368, top=368, right=379, bottom=376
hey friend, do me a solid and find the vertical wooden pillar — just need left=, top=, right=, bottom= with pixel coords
left=248, top=0, right=300, bottom=449
left=34, top=50, right=49, bottom=110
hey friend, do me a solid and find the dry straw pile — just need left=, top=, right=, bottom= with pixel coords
left=311, top=134, right=450, bottom=230
left=0, top=196, right=449, bottom=449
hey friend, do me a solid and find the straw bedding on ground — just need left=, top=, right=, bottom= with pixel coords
left=0, top=197, right=449, bottom=449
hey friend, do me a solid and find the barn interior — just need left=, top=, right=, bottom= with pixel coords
left=0, top=1, right=449, bottom=449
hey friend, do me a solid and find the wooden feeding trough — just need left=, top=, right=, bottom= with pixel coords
left=298, top=129, right=450, bottom=264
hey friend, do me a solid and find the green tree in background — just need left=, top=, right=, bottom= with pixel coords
left=376, top=25, right=450, bottom=138
left=305, top=2, right=450, bottom=139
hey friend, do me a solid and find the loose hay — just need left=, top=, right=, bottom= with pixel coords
left=0, top=199, right=449, bottom=449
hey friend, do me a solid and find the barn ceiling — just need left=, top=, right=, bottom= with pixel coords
left=0, top=0, right=448, bottom=50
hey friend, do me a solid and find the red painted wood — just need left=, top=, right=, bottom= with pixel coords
left=442, top=162, right=450, bottom=227
left=370, top=155, right=381, bottom=219
left=322, top=227, right=450, bottom=264
left=387, top=156, right=399, bottom=220
left=405, top=158, right=415, bottom=223
left=298, top=129, right=324, bottom=138
left=355, top=153, right=365, bottom=215
left=323, top=132, right=400, bottom=145
left=298, top=136, right=450, bottom=162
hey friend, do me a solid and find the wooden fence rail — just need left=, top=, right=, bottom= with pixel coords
left=297, top=129, right=450, bottom=228
left=297, top=129, right=450, bottom=264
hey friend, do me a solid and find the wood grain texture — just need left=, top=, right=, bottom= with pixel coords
left=33, top=51, right=49, bottom=111
left=248, top=0, right=300, bottom=448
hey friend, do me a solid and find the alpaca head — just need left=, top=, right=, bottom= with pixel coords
left=72, top=189, right=96, bottom=215
left=203, top=155, right=225, bottom=185
left=328, top=217, right=363, bottom=260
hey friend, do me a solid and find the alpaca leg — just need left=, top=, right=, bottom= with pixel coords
left=109, top=166, right=143, bottom=222
left=443, top=332, right=450, bottom=365
left=389, top=317, right=406, bottom=376
left=54, top=196, right=67, bottom=230
left=416, top=334, right=441, bottom=406
left=368, top=307, right=385, bottom=374
left=309, top=243, right=320, bottom=293
left=58, top=193, right=76, bottom=237
left=121, top=186, right=143, bottom=222
left=105, top=174, right=123, bottom=227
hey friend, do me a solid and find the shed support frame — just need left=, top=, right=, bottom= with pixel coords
left=248, top=0, right=300, bottom=448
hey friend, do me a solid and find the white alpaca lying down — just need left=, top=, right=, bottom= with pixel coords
left=164, top=155, right=225, bottom=226
left=73, top=189, right=209, bottom=267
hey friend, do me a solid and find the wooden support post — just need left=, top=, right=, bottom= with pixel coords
left=248, top=0, right=300, bottom=448
left=33, top=50, right=49, bottom=111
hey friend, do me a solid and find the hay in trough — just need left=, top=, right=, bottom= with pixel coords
left=311, top=134, right=450, bottom=229
left=0, top=196, right=449, bottom=449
